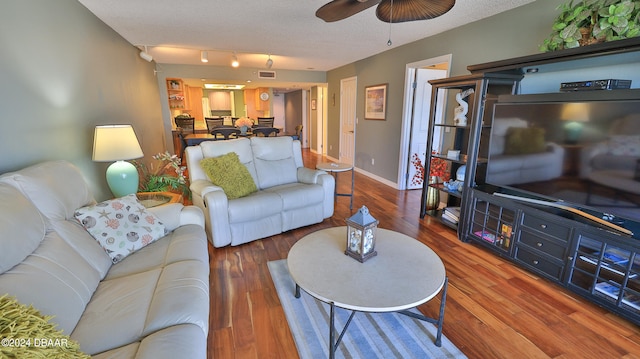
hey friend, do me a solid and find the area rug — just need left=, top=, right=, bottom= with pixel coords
left=268, top=259, right=467, bottom=359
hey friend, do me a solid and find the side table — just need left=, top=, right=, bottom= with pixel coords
left=137, top=191, right=183, bottom=208
left=316, top=162, right=354, bottom=209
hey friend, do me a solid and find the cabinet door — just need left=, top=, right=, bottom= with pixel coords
left=468, top=191, right=516, bottom=254
left=569, top=234, right=640, bottom=323
left=185, top=85, right=204, bottom=123
left=209, top=91, right=231, bottom=110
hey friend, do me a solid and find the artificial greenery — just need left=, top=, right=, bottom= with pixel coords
left=133, top=152, right=190, bottom=199
left=540, top=0, right=640, bottom=52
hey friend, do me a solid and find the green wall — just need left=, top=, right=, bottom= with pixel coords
left=326, top=0, right=566, bottom=184
left=0, top=0, right=165, bottom=201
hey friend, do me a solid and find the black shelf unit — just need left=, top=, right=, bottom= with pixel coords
left=419, top=73, right=521, bottom=238
left=427, top=37, right=640, bottom=325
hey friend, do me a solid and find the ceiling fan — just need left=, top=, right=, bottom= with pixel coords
left=316, top=0, right=455, bottom=23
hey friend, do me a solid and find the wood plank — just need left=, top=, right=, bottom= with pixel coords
left=206, top=149, right=640, bottom=358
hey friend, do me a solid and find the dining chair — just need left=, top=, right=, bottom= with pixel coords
left=175, top=117, right=195, bottom=158
left=211, top=127, right=241, bottom=140
left=205, top=118, right=224, bottom=133
left=256, top=117, right=275, bottom=127
left=175, top=117, right=195, bottom=133
left=290, top=124, right=303, bottom=141
left=231, top=117, right=239, bottom=126
left=252, top=127, right=280, bottom=137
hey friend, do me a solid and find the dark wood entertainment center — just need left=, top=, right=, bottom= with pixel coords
left=420, top=37, right=640, bottom=325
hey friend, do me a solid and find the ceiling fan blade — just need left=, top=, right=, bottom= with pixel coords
left=316, top=0, right=382, bottom=22
left=376, top=0, right=455, bottom=23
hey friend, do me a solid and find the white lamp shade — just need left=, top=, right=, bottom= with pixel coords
left=93, top=125, right=143, bottom=162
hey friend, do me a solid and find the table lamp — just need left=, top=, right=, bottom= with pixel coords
left=561, top=103, right=590, bottom=144
left=92, top=125, right=144, bottom=197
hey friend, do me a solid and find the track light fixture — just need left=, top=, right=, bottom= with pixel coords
left=266, top=55, right=273, bottom=69
left=231, top=53, right=239, bottom=68
left=201, top=51, right=208, bottom=63
left=139, top=46, right=153, bottom=62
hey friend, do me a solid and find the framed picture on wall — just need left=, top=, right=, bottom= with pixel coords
left=311, top=99, right=317, bottom=110
left=365, top=84, right=387, bottom=120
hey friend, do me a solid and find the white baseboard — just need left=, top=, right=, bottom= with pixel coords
left=354, top=167, right=398, bottom=189
left=313, top=154, right=399, bottom=189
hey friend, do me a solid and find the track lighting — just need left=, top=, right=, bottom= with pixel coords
left=139, top=46, right=153, bottom=62
left=231, top=53, right=239, bottom=68
left=266, top=55, right=273, bottom=69
left=201, top=51, right=208, bottom=63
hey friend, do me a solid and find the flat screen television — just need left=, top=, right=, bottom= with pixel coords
left=481, top=89, right=640, bottom=237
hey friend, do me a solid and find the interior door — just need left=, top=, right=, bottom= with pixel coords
left=406, top=68, right=447, bottom=189
left=340, top=77, right=357, bottom=165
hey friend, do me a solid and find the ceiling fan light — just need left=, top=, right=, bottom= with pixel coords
left=201, top=51, right=208, bottom=63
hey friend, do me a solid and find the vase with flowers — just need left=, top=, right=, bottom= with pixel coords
left=133, top=152, right=190, bottom=199
left=411, top=151, right=450, bottom=210
left=235, top=117, right=254, bottom=135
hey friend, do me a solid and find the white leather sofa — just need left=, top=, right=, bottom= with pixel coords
left=486, top=117, right=565, bottom=185
left=186, top=136, right=335, bottom=247
left=0, top=161, right=210, bottom=358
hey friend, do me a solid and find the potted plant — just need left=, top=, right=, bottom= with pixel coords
left=540, top=0, right=639, bottom=52
left=133, top=152, right=190, bottom=199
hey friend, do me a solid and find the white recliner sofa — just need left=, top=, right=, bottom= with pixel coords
left=0, top=161, right=210, bottom=358
left=186, top=136, right=335, bottom=247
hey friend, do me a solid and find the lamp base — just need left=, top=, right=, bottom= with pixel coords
left=106, top=160, right=139, bottom=198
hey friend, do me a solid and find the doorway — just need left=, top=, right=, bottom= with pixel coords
left=340, top=77, right=357, bottom=165
left=398, top=55, right=451, bottom=190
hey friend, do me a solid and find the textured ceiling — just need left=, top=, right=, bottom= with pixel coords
left=78, top=0, right=535, bottom=72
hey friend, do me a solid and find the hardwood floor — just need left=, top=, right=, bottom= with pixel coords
left=206, top=149, right=640, bottom=359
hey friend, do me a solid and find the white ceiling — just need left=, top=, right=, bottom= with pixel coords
left=79, top=0, right=534, bottom=88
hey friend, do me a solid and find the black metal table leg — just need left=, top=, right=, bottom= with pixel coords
left=398, top=276, right=448, bottom=347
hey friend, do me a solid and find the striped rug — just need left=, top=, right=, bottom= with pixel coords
left=268, top=259, right=467, bottom=359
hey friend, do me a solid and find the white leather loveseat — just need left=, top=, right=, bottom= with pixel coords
left=486, top=117, right=565, bottom=185
left=0, top=161, right=210, bottom=358
left=186, top=136, right=335, bottom=247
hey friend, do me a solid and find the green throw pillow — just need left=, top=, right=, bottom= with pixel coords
left=504, top=127, right=546, bottom=155
left=0, top=294, right=90, bottom=358
left=201, top=152, right=257, bottom=199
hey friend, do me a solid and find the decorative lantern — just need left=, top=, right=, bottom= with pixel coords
left=345, top=206, right=378, bottom=263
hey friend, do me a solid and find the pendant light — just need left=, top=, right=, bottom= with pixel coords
left=201, top=51, right=208, bottom=63
left=231, top=53, right=239, bottom=68
left=266, top=55, right=273, bottom=69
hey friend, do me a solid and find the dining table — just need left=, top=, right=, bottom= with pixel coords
left=184, top=127, right=283, bottom=146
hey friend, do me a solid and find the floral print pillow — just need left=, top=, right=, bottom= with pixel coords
left=74, top=194, right=166, bottom=264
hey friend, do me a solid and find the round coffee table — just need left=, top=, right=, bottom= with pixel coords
left=287, top=227, right=448, bottom=358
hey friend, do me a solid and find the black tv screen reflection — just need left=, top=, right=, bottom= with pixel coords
left=484, top=97, right=640, bottom=224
